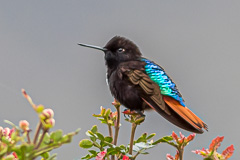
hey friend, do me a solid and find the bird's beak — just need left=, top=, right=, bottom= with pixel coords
left=78, top=43, right=107, bottom=52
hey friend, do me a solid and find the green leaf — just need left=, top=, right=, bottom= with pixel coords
left=96, top=133, right=104, bottom=141
left=152, top=136, right=173, bottom=145
left=146, top=133, right=156, bottom=140
left=40, top=133, right=51, bottom=148
left=104, top=136, right=113, bottom=143
left=92, top=114, right=101, bottom=117
left=105, top=108, right=111, bottom=117
left=79, top=139, right=93, bottom=149
left=101, top=107, right=106, bottom=116
left=88, top=150, right=97, bottom=155
left=50, top=130, right=63, bottom=142
left=91, top=125, right=98, bottom=133
left=81, top=154, right=91, bottom=159
left=41, top=152, right=50, bottom=159
left=90, top=136, right=96, bottom=142
left=86, top=130, right=97, bottom=138
left=47, top=153, right=57, bottom=160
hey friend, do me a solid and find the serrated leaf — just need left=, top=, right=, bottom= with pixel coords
left=91, top=125, right=98, bottom=133
left=79, top=139, right=93, bottom=149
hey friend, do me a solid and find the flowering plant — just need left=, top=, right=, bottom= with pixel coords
left=0, top=89, right=79, bottom=160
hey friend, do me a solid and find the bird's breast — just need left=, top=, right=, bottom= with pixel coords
left=107, top=70, right=144, bottom=110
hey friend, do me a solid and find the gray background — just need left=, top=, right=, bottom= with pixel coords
left=0, top=1, right=239, bottom=159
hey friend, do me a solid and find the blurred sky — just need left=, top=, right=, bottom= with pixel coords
left=0, top=1, right=239, bottom=159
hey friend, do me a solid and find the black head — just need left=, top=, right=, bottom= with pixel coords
left=78, top=36, right=142, bottom=68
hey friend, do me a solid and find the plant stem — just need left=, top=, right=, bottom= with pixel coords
left=113, top=105, right=120, bottom=145
left=178, top=148, right=184, bottom=160
left=27, top=131, right=31, bottom=144
left=108, top=123, right=113, bottom=139
left=129, top=122, right=137, bottom=155
left=35, top=129, right=47, bottom=149
left=33, top=122, right=42, bottom=144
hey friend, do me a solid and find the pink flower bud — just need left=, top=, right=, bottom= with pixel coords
left=186, top=133, right=196, bottom=142
left=96, top=149, right=107, bottom=160
left=19, top=120, right=29, bottom=132
left=172, top=131, right=179, bottom=142
left=166, top=154, right=174, bottom=160
left=40, top=108, right=54, bottom=120
left=122, top=155, right=130, bottom=160
left=45, top=118, right=55, bottom=128
left=3, top=127, right=10, bottom=136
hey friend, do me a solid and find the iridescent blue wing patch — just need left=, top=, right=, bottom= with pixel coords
left=141, top=58, right=185, bottom=106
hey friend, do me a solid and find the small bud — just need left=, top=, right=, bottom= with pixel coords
left=186, top=133, right=196, bottom=142
left=19, top=120, right=29, bottom=132
left=172, top=131, right=179, bottom=142
left=44, top=118, right=55, bottom=129
left=112, top=99, right=120, bottom=108
left=40, top=108, right=54, bottom=120
left=3, top=127, right=10, bottom=136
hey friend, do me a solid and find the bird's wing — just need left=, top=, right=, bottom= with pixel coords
left=118, top=61, right=170, bottom=115
left=127, top=69, right=171, bottom=115
left=119, top=59, right=207, bottom=133
left=141, top=58, right=185, bottom=106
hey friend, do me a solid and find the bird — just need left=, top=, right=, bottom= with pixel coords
left=78, top=36, right=208, bottom=133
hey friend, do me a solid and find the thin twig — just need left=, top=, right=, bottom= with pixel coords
left=129, top=123, right=137, bottom=155
left=33, top=122, right=42, bottom=144
left=27, top=131, right=31, bottom=144
left=35, top=129, right=47, bottom=149
left=113, top=106, right=120, bottom=145
left=108, top=124, right=113, bottom=139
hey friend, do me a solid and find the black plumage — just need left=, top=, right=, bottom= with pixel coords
left=79, top=36, right=208, bottom=133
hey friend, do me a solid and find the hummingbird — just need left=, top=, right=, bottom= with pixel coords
left=78, top=36, right=208, bottom=133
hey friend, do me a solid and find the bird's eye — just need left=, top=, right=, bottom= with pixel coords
left=117, top=48, right=125, bottom=53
